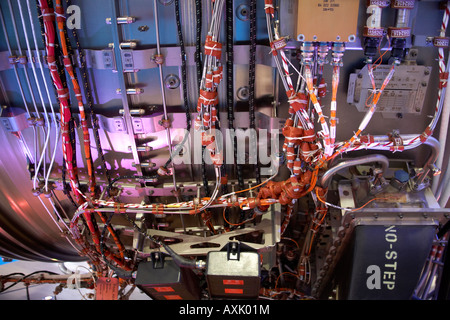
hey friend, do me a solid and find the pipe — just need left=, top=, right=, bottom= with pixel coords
left=58, top=262, right=73, bottom=275
left=319, top=154, right=390, bottom=188
left=412, top=136, right=441, bottom=191
left=153, top=0, right=179, bottom=200
left=109, top=1, right=143, bottom=177
left=0, top=4, right=37, bottom=166
left=25, top=0, right=60, bottom=192
left=5, top=0, right=41, bottom=180
left=438, top=157, right=450, bottom=207
left=433, top=57, right=450, bottom=194
left=6, top=0, right=39, bottom=116
left=162, top=243, right=199, bottom=269
left=16, top=0, right=52, bottom=191
left=321, top=136, right=441, bottom=191
left=0, top=5, right=31, bottom=118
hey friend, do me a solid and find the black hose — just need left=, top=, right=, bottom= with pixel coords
left=0, top=271, right=59, bottom=294
left=162, top=0, right=191, bottom=170
left=120, top=211, right=198, bottom=269
left=437, top=220, right=450, bottom=239
left=106, top=175, right=158, bottom=197
left=226, top=0, right=244, bottom=190
left=249, top=0, right=261, bottom=185
left=161, top=243, right=197, bottom=269
left=63, top=0, right=112, bottom=186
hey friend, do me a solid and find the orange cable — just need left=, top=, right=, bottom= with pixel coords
left=56, top=0, right=95, bottom=196
left=275, top=272, right=300, bottom=290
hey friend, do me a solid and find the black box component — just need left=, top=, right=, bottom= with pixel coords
left=345, top=224, right=436, bottom=300
left=135, top=253, right=201, bottom=300
left=206, top=242, right=260, bottom=299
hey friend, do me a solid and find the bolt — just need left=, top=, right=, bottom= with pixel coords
left=236, top=4, right=250, bottom=21
left=237, top=86, right=249, bottom=101
left=158, top=0, right=174, bottom=5
left=164, top=74, right=180, bottom=89
left=138, top=25, right=149, bottom=32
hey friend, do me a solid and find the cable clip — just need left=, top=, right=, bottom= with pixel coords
left=157, top=166, right=170, bottom=176
left=18, top=56, right=28, bottom=65
left=159, top=118, right=172, bottom=129
left=212, top=66, right=223, bottom=85
left=264, top=0, right=275, bottom=15
left=439, top=72, right=448, bottom=89
left=388, top=130, right=404, bottom=152
left=55, top=3, right=66, bottom=22
left=420, top=127, right=433, bottom=143
left=433, top=36, right=450, bottom=48
left=8, top=55, right=17, bottom=65
left=204, top=35, right=222, bottom=59
left=269, top=37, right=287, bottom=56
left=153, top=54, right=164, bottom=65
left=40, top=7, right=55, bottom=22
left=199, top=89, right=218, bottom=106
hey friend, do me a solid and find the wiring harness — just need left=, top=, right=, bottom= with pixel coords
left=9, top=0, right=446, bottom=300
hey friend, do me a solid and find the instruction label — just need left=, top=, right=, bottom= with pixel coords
left=317, top=0, right=341, bottom=12
left=96, top=277, right=119, bottom=300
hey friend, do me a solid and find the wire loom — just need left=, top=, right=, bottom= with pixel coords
left=44, top=0, right=450, bottom=282
left=0, top=0, right=448, bottom=301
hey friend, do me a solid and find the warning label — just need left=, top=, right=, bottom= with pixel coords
left=297, top=0, right=359, bottom=42
left=317, top=0, right=341, bottom=12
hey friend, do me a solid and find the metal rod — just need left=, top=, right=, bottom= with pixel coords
left=38, top=196, right=82, bottom=255
left=0, top=4, right=37, bottom=165
left=25, top=0, right=60, bottom=191
left=16, top=0, right=52, bottom=190
left=153, top=0, right=180, bottom=199
left=5, top=0, right=42, bottom=183
left=319, top=154, right=390, bottom=188
left=0, top=5, right=31, bottom=117
left=110, top=0, right=143, bottom=176
left=6, top=0, right=39, bottom=116
left=412, top=136, right=440, bottom=191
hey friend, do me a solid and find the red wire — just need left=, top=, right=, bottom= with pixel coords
left=38, top=0, right=83, bottom=204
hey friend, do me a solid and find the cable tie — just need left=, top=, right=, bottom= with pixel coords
left=264, top=0, right=275, bottom=14
left=439, top=72, right=449, bottom=89
left=204, top=36, right=222, bottom=59
left=270, top=37, right=287, bottom=56
left=153, top=54, right=164, bottom=65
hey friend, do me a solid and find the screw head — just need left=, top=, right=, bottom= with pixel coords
left=138, top=25, right=149, bottom=32
left=164, top=74, right=180, bottom=89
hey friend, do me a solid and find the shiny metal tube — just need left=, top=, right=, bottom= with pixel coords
left=6, top=0, right=39, bottom=116
left=438, top=155, right=450, bottom=206
left=16, top=0, right=52, bottom=191
left=319, top=154, right=390, bottom=188
left=395, top=9, right=410, bottom=28
left=153, top=0, right=179, bottom=198
left=411, top=136, right=440, bottom=191
left=0, top=5, right=31, bottom=118
left=0, top=5, right=37, bottom=165
left=25, top=0, right=60, bottom=192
